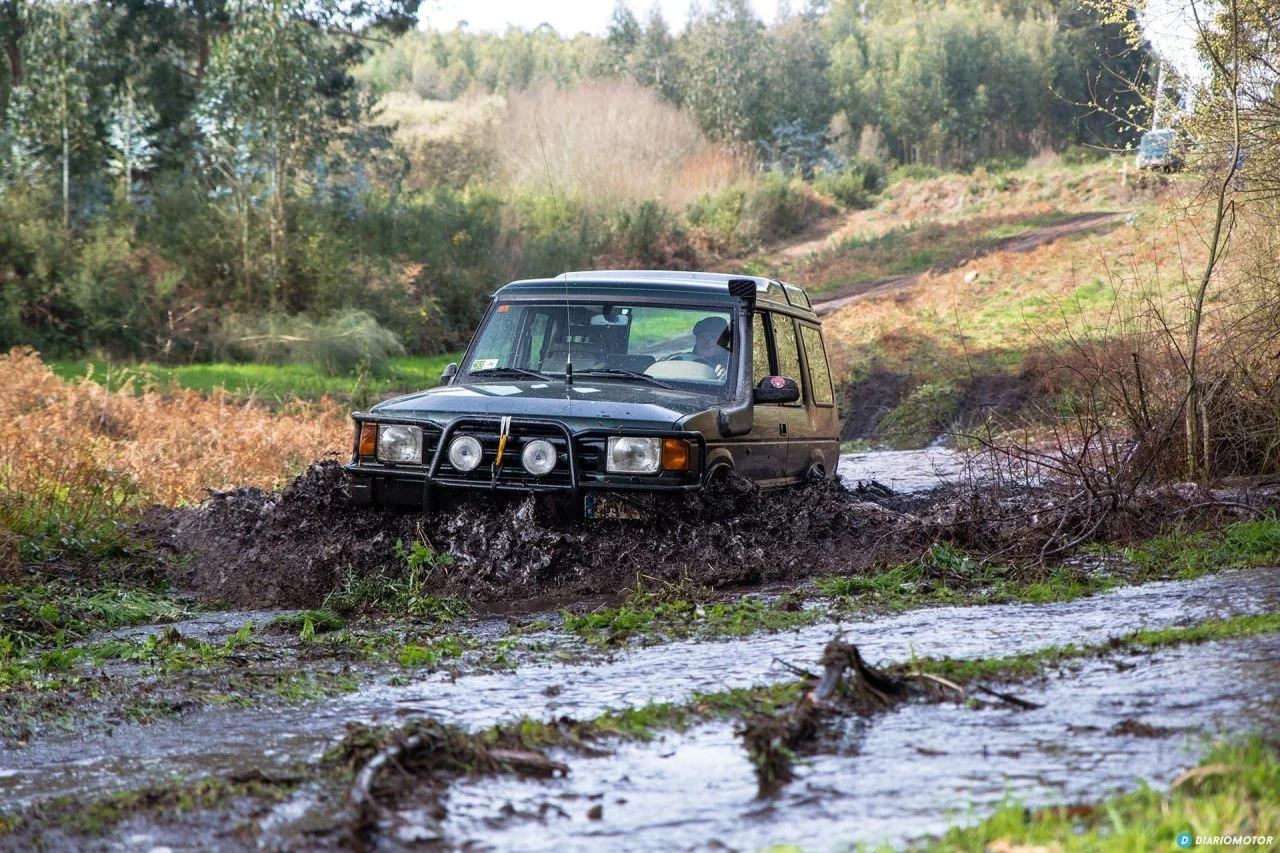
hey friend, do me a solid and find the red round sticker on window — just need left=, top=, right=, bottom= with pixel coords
left=770, top=376, right=786, bottom=388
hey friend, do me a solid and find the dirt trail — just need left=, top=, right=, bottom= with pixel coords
left=810, top=211, right=1124, bottom=315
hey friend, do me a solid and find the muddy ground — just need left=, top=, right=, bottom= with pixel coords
left=3, top=450, right=1279, bottom=851
left=144, top=452, right=1268, bottom=609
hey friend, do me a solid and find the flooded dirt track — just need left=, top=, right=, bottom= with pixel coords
left=2, top=568, right=1277, bottom=827
left=837, top=448, right=969, bottom=493
left=440, top=634, right=1280, bottom=852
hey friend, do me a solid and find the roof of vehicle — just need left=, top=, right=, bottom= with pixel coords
left=496, top=270, right=816, bottom=316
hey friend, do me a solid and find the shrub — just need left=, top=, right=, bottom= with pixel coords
left=814, top=160, right=887, bottom=209
left=889, top=163, right=943, bottom=183
left=496, top=79, right=749, bottom=207
left=741, top=172, right=834, bottom=243
left=875, top=380, right=962, bottom=449
left=0, top=347, right=345, bottom=558
left=217, top=310, right=406, bottom=376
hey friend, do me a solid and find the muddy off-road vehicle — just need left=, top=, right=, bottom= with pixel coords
left=346, top=271, right=839, bottom=515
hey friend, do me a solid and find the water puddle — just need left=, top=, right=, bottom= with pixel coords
left=837, top=448, right=969, bottom=492
left=3, top=567, right=1276, bottom=816
left=441, top=634, right=1280, bottom=851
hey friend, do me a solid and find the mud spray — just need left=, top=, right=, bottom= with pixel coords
left=143, top=463, right=928, bottom=607
left=141, top=461, right=1259, bottom=609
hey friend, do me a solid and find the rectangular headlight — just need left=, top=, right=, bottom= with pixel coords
left=377, top=424, right=423, bottom=463
left=607, top=436, right=661, bottom=474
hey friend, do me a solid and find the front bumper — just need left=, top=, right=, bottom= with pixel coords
left=345, top=414, right=706, bottom=507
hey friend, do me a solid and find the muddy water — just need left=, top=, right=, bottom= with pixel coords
left=440, top=635, right=1280, bottom=851
left=3, top=567, right=1277, bottom=817
left=837, top=447, right=970, bottom=492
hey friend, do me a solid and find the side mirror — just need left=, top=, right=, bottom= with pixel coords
left=753, top=376, right=800, bottom=405
left=439, top=362, right=458, bottom=385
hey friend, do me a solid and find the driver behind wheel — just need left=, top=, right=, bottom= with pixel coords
left=689, top=316, right=730, bottom=379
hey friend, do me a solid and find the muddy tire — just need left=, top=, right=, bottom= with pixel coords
left=805, top=464, right=827, bottom=483
left=704, top=462, right=733, bottom=488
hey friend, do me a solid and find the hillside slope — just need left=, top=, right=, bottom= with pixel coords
left=753, top=160, right=1186, bottom=448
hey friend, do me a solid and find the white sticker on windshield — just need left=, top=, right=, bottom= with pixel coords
left=471, top=358, right=499, bottom=371
left=572, top=386, right=600, bottom=394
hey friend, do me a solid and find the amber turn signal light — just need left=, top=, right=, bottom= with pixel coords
left=661, top=438, right=691, bottom=472
left=359, top=422, right=377, bottom=457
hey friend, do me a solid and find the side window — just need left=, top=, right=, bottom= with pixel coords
left=752, top=312, right=771, bottom=384
left=770, top=314, right=804, bottom=406
left=801, top=325, right=834, bottom=406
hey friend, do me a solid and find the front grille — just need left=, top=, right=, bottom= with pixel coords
left=434, top=419, right=573, bottom=489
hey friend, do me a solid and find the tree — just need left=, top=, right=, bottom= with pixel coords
left=21, top=1, right=104, bottom=228
left=106, top=81, right=159, bottom=203
left=678, top=0, right=770, bottom=142
left=605, top=1, right=641, bottom=74
left=631, top=6, right=680, bottom=101
left=0, top=0, right=31, bottom=121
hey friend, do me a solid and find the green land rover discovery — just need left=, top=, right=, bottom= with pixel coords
left=345, top=271, right=840, bottom=514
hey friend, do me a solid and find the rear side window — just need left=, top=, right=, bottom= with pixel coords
left=770, top=314, right=804, bottom=406
left=801, top=325, right=834, bottom=406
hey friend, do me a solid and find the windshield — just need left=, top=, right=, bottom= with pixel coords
left=1140, top=130, right=1175, bottom=156
left=462, top=301, right=736, bottom=390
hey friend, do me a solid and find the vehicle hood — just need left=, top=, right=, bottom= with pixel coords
left=370, top=381, right=719, bottom=430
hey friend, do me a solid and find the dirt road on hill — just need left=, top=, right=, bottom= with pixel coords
left=811, top=210, right=1125, bottom=315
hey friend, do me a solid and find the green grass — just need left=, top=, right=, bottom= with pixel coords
left=48, top=353, right=462, bottom=403
left=1102, top=515, right=1280, bottom=583
left=816, top=543, right=1123, bottom=610
left=0, top=581, right=197, bottom=656
left=910, top=611, right=1280, bottom=684
left=918, top=737, right=1280, bottom=851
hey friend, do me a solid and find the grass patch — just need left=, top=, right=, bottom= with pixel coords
left=1, top=771, right=303, bottom=839
left=562, top=588, right=818, bottom=646
left=0, top=581, right=197, bottom=655
left=918, top=737, right=1280, bottom=851
left=324, top=541, right=465, bottom=622
left=816, top=543, right=1122, bottom=610
left=910, top=611, right=1280, bottom=685
left=874, top=380, right=962, bottom=449
left=48, top=353, right=461, bottom=404
left=1121, top=515, right=1280, bottom=579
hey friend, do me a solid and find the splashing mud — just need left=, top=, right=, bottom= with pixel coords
left=142, top=459, right=1269, bottom=609
left=143, top=462, right=921, bottom=608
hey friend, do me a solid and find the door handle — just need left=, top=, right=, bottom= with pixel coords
left=779, top=423, right=787, bottom=436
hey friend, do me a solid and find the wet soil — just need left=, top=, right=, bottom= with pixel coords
left=141, top=454, right=1270, bottom=612
left=142, top=462, right=923, bottom=609
left=3, top=567, right=1276, bottom=818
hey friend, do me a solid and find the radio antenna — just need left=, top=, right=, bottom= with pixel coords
left=534, top=117, right=573, bottom=388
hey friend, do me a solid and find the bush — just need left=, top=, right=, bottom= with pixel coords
left=814, top=160, right=887, bottom=209
left=741, top=172, right=834, bottom=243
left=1061, top=144, right=1106, bottom=166
left=875, top=380, right=962, bottom=449
left=614, top=200, right=671, bottom=263
left=218, top=310, right=406, bottom=376
left=889, top=163, right=943, bottom=183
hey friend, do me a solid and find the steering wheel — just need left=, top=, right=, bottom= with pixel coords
left=658, top=352, right=716, bottom=367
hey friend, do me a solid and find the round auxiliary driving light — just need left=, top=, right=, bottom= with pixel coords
left=521, top=439, right=557, bottom=476
left=448, top=435, right=483, bottom=472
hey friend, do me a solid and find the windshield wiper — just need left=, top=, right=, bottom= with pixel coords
left=469, top=366, right=554, bottom=381
left=573, top=368, right=675, bottom=390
